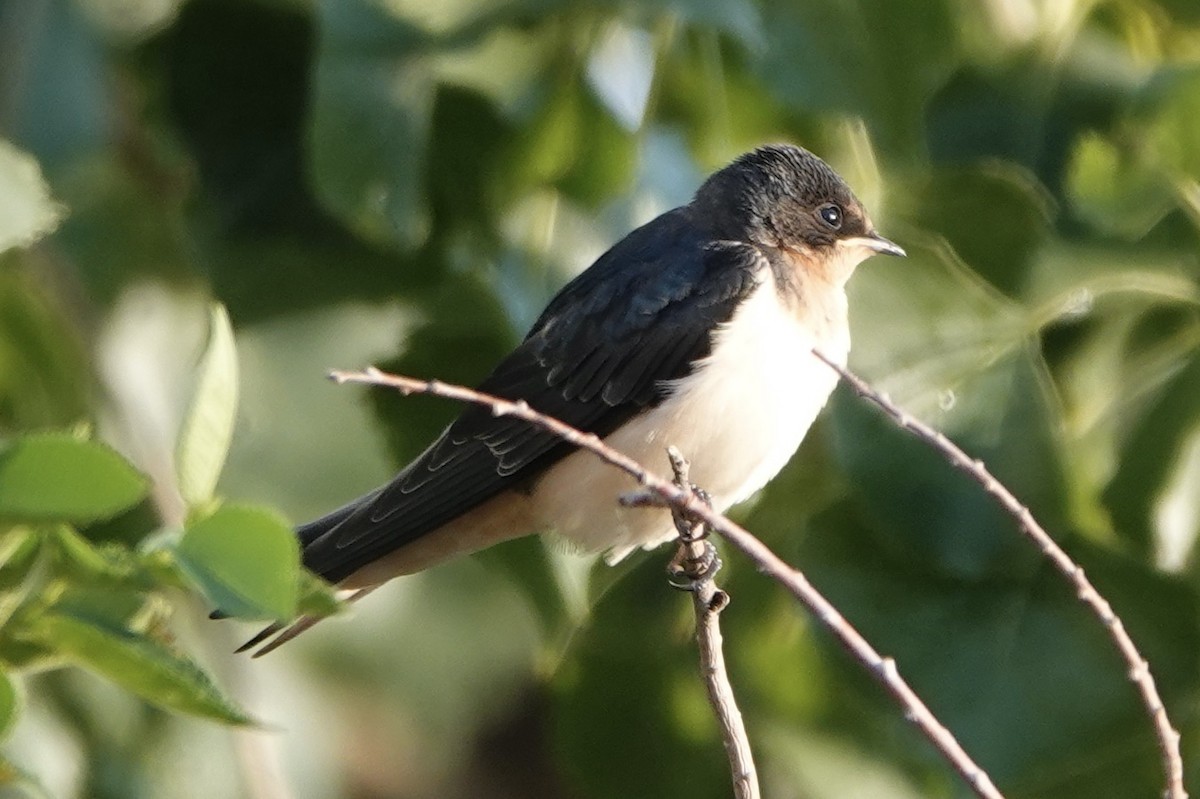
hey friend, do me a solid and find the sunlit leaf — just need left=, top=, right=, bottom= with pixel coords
left=0, top=435, right=148, bottom=523
left=0, top=529, right=40, bottom=594
left=0, top=141, right=63, bottom=253
left=176, top=505, right=299, bottom=620
left=0, top=754, right=52, bottom=799
left=32, top=611, right=253, bottom=725
left=176, top=304, right=239, bottom=506
left=1065, top=133, right=1175, bottom=239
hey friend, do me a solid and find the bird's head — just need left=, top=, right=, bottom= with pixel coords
left=691, top=144, right=904, bottom=284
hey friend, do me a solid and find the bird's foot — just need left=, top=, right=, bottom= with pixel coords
left=667, top=539, right=722, bottom=591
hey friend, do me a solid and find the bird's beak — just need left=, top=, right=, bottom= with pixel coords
left=853, top=232, right=906, bottom=258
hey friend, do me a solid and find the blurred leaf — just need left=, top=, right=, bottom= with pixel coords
left=1104, top=349, right=1200, bottom=554
left=46, top=525, right=145, bottom=588
left=0, top=435, right=148, bottom=524
left=31, top=611, right=253, bottom=725
left=296, top=570, right=343, bottom=618
left=161, top=0, right=315, bottom=235
left=792, top=509, right=1200, bottom=797
left=176, top=504, right=299, bottom=620
left=370, top=274, right=515, bottom=464
left=759, top=0, right=959, bottom=153
left=50, top=155, right=193, bottom=307
left=0, top=754, right=53, bottom=798
left=0, top=670, right=17, bottom=738
left=45, top=584, right=157, bottom=637
left=926, top=43, right=1138, bottom=187
left=554, top=556, right=728, bottom=799
left=1146, top=68, right=1200, bottom=182
left=758, top=725, right=928, bottom=799
left=840, top=240, right=1071, bottom=580
left=557, top=88, right=639, bottom=206
left=905, top=164, right=1053, bottom=296
left=0, top=141, right=63, bottom=253
left=0, top=529, right=39, bottom=594
left=176, top=304, right=239, bottom=506
left=0, top=267, right=91, bottom=430
left=0, top=634, right=58, bottom=673
left=310, top=0, right=433, bottom=246
left=831, top=349, right=1070, bottom=581
left=424, top=85, right=512, bottom=238
left=845, top=240, right=1025, bottom=408
left=474, top=536, right=572, bottom=636
left=1065, top=133, right=1175, bottom=238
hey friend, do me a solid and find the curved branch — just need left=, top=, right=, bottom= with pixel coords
left=810, top=348, right=1187, bottom=799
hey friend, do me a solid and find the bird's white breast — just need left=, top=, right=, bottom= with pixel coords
left=530, top=270, right=850, bottom=560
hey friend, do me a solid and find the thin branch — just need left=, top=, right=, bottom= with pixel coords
left=331, top=367, right=1004, bottom=799
left=810, top=348, right=1188, bottom=799
left=664, top=447, right=759, bottom=799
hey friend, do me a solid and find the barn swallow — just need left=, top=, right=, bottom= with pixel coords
left=238, top=144, right=903, bottom=655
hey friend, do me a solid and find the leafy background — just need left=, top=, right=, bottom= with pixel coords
left=2, top=0, right=1200, bottom=797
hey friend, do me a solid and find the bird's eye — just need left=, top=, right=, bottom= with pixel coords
left=818, top=204, right=843, bottom=229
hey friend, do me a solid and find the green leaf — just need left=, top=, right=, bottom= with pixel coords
left=759, top=0, right=957, bottom=154
left=32, top=611, right=253, bottom=725
left=176, top=304, right=239, bottom=507
left=47, top=525, right=141, bottom=585
left=1104, top=351, right=1200, bottom=553
left=1147, top=68, right=1200, bottom=182
left=791, top=510, right=1200, bottom=795
left=176, top=505, right=299, bottom=620
left=0, top=670, right=18, bottom=738
left=296, top=570, right=343, bottom=619
left=0, top=268, right=91, bottom=430
left=905, top=165, right=1053, bottom=296
left=0, top=434, right=148, bottom=523
left=47, top=583, right=163, bottom=635
left=831, top=350, right=1071, bottom=580
left=310, top=0, right=434, bottom=246
left=553, top=555, right=727, bottom=799
left=1065, top=133, right=1175, bottom=239
left=0, top=528, right=40, bottom=593
left=0, top=637, right=58, bottom=673
left=0, top=141, right=63, bottom=253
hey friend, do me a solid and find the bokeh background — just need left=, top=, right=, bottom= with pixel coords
left=3, top=0, right=1200, bottom=797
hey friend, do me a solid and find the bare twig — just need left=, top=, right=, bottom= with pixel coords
left=811, top=348, right=1188, bottom=799
left=664, top=447, right=759, bottom=799
left=331, top=367, right=1004, bottom=799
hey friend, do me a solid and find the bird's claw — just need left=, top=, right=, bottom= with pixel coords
left=667, top=539, right=722, bottom=591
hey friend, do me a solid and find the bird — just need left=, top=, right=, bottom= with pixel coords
left=237, top=143, right=904, bottom=655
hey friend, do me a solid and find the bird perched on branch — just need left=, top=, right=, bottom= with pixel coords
left=240, top=143, right=903, bottom=655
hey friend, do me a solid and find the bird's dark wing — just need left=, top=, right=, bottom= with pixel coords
left=300, top=208, right=766, bottom=583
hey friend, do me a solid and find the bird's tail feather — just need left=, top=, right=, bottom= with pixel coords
left=235, top=586, right=380, bottom=658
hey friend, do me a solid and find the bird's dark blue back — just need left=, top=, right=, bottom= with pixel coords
left=299, top=205, right=765, bottom=583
